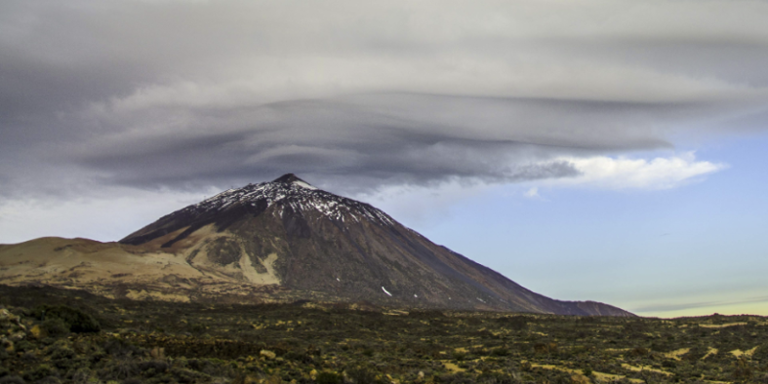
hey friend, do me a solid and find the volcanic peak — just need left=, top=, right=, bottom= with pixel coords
left=272, top=173, right=314, bottom=188
left=1, top=173, right=634, bottom=316
left=187, top=174, right=393, bottom=225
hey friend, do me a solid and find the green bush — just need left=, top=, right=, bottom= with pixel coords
left=34, top=305, right=100, bottom=333
left=435, top=372, right=475, bottom=384
left=100, top=358, right=138, bottom=381
left=316, top=371, right=343, bottom=384
left=189, top=323, right=207, bottom=334
left=731, top=357, right=754, bottom=382
left=137, top=361, right=170, bottom=378
left=477, top=371, right=520, bottom=384
left=102, top=338, right=141, bottom=358
left=42, top=317, right=70, bottom=337
left=495, top=316, right=528, bottom=331
left=662, top=360, right=677, bottom=369
left=0, top=376, right=25, bottom=384
left=70, top=368, right=94, bottom=384
left=753, top=344, right=768, bottom=363
left=347, top=366, right=382, bottom=384
left=23, top=364, right=59, bottom=382
left=12, top=339, right=34, bottom=353
left=49, top=340, right=76, bottom=360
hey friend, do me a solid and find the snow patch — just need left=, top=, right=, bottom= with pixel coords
left=187, top=179, right=397, bottom=226
left=294, top=180, right=317, bottom=190
left=381, top=286, right=393, bottom=296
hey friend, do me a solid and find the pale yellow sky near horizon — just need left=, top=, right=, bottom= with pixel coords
left=636, top=301, right=768, bottom=319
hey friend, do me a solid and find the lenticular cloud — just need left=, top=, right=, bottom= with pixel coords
left=544, top=152, right=725, bottom=190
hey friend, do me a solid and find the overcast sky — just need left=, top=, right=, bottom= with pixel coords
left=2, top=0, right=768, bottom=317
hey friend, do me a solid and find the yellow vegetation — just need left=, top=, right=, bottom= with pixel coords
left=621, top=363, right=672, bottom=376
left=663, top=348, right=690, bottom=361
left=699, top=322, right=747, bottom=328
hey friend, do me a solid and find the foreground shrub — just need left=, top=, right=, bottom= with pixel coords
left=0, top=376, right=25, bottom=384
left=100, top=358, right=138, bottom=381
left=346, top=366, right=383, bottom=384
left=41, top=317, right=70, bottom=337
left=316, top=371, right=343, bottom=384
left=33, top=305, right=100, bottom=333
left=23, top=364, right=59, bottom=383
left=435, top=372, right=475, bottom=384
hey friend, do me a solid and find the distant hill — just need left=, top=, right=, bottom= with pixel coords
left=0, top=174, right=632, bottom=316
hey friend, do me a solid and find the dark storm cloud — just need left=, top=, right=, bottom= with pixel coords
left=1, top=0, right=767, bottom=197
left=66, top=94, right=696, bottom=192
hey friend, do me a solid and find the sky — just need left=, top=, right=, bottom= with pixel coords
left=1, top=0, right=767, bottom=318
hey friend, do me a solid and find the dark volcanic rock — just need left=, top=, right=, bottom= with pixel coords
left=120, top=174, right=633, bottom=316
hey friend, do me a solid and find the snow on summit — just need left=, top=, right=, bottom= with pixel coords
left=190, top=174, right=394, bottom=224
left=293, top=180, right=317, bottom=190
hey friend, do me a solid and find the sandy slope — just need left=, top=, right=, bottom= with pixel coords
left=0, top=225, right=283, bottom=303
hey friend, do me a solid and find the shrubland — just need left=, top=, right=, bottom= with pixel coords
left=1, top=285, right=767, bottom=384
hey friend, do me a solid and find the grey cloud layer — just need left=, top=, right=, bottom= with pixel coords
left=2, top=0, right=768, bottom=196
left=73, top=96, right=599, bottom=191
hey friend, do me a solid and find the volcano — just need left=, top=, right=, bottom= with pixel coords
left=0, top=174, right=632, bottom=316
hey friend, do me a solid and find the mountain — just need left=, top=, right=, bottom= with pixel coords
left=0, top=174, right=632, bottom=316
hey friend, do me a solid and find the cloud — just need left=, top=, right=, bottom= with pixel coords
left=54, top=93, right=736, bottom=194
left=543, top=152, right=727, bottom=190
left=0, top=0, right=766, bottom=200
left=64, top=92, right=741, bottom=195
left=524, top=187, right=540, bottom=198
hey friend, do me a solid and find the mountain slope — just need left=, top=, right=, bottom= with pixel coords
left=112, top=174, right=632, bottom=316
